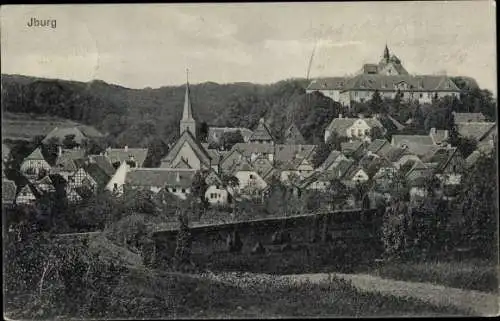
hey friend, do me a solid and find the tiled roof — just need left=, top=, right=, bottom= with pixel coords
left=341, top=74, right=460, bottom=92
left=307, top=77, right=348, bottom=91
left=2, top=179, right=17, bottom=203
left=161, top=130, right=210, bottom=167
left=456, top=122, right=497, bottom=142
left=125, top=168, right=197, bottom=188
left=367, top=139, right=390, bottom=153
left=453, top=112, right=487, bottom=123
left=341, top=141, right=364, bottom=154
left=208, top=127, right=254, bottom=143
left=274, top=144, right=316, bottom=164
left=283, top=124, right=306, bottom=145
left=106, top=148, right=149, bottom=167
left=25, top=147, right=45, bottom=161
left=249, top=119, right=274, bottom=142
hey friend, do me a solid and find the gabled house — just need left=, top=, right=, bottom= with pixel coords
left=391, top=135, right=441, bottom=157
left=231, top=143, right=275, bottom=164
left=422, top=147, right=465, bottom=186
left=68, top=158, right=114, bottom=198
left=274, top=144, right=316, bottom=167
left=324, top=114, right=386, bottom=143
left=248, top=118, right=275, bottom=144
left=208, top=127, right=254, bottom=145
left=105, top=146, right=149, bottom=169
left=125, top=168, right=197, bottom=200
left=204, top=170, right=232, bottom=205
left=42, top=125, right=105, bottom=146
left=219, top=149, right=247, bottom=173
left=232, top=162, right=269, bottom=198
left=51, top=147, right=86, bottom=179
left=283, top=123, right=306, bottom=145
left=319, top=150, right=349, bottom=171
left=340, top=140, right=365, bottom=159
left=15, top=183, right=40, bottom=205
left=160, top=130, right=212, bottom=170
left=20, top=147, right=52, bottom=179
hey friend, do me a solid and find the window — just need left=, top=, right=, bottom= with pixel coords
left=354, top=92, right=358, bottom=97
left=215, top=185, right=219, bottom=189
left=249, top=174, right=254, bottom=179
left=419, top=93, right=423, bottom=98
left=351, top=128, right=355, bottom=136
left=172, top=188, right=177, bottom=193
left=358, top=129, right=363, bottom=136
left=365, top=129, right=370, bottom=136
left=181, top=188, right=186, bottom=193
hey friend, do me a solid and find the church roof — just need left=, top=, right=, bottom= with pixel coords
left=283, top=124, right=306, bottom=145
left=161, top=130, right=211, bottom=167
left=182, top=82, right=194, bottom=121
left=249, top=118, right=274, bottom=142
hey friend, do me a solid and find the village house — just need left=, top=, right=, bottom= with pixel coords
left=231, top=162, right=269, bottom=199
left=66, top=156, right=115, bottom=201
left=51, top=146, right=86, bottom=179
left=15, top=183, right=39, bottom=205
left=283, top=123, right=306, bottom=145
left=307, top=45, right=464, bottom=109
left=324, top=114, right=386, bottom=143
left=204, top=170, right=232, bottom=205
left=421, top=147, right=465, bottom=187
left=319, top=150, right=349, bottom=171
left=208, top=127, right=254, bottom=145
left=124, top=168, right=197, bottom=200
left=20, top=147, right=52, bottom=179
left=105, top=146, right=149, bottom=169
left=248, top=118, right=275, bottom=145
left=42, top=124, right=105, bottom=146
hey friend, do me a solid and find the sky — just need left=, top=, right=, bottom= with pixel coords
left=1, top=2, right=497, bottom=93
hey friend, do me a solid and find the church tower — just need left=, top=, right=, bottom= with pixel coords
left=180, top=69, right=197, bottom=138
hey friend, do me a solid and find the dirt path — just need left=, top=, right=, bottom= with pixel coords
left=283, top=273, right=498, bottom=316
left=199, top=271, right=498, bottom=316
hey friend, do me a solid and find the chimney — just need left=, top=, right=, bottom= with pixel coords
left=338, top=114, right=343, bottom=119
left=124, top=145, right=128, bottom=152
left=57, top=146, right=62, bottom=157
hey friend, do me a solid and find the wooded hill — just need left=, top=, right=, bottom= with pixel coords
left=1, top=74, right=341, bottom=147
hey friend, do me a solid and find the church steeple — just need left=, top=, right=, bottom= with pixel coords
left=383, top=44, right=390, bottom=61
left=180, top=68, right=197, bottom=138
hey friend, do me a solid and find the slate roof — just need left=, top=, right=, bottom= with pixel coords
left=106, top=148, right=149, bottom=167
left=306, top=77, right=347, bottom=91
left=453, top=112, right=487, bottom=123
left=2, top=179, right=17, bottom=203
left=341, top=74, right=461, bottom=92
left=126, top=168, right=197, bottom=188
left=283, top=124, right=306, bottom=145
left=456, top=122, right=497, bottom=142
left=249, top=119, right=274, bottom=142
left=326, top=117, right=384, bottom=136
left=25, top=147, right=46, bottom=161
left=161, top=130, right=210, bottom=167
left=208, top=127, right=254, bottom=143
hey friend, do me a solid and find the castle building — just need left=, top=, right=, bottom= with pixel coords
left=306, top=45, right=464, bottom=109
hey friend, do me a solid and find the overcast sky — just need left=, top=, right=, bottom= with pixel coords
left=1, top=2, right=496, bottom=93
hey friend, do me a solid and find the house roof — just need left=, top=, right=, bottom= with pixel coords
left=341, top=74, right=461, bottom=92
left=161, top=130, right=210, bottom=167
left=251, top=157, right=275, bottom=179
left=283, top=124, right=306, bottom=145
left=358, top=154, right=393, bottom=178
left=106, top=148, right=149, bottom=167
left=25, top=147, right=46, bottom=161
left=341, top=141, right=364, bottom=154
left=174, top=158, right=192, bottom=169
left=42, top=125, right=104, bottom=144
left=231, top=142, right=275, bottom=158
left=91, top=155, right=116, bottom=177
left=206, top=149, right=223, bottom=166
left=307, top=77, right=347, bottom=91
left=456, top=122, right=497, bottom=142
left=387, top=115, right=406, bottom=131
left=391, top=135, right=440, bottom=157
left=274, top=144, right=316, bottom=164
left=453, top=112, right=487, bottom=123
left=429, top=129, right=449, bottom=145
left=2, top=179, right=17, bottom=203
left=326, top=117, right=384, bottom=136
left=208, top=127, right=254, bottom=143
left=249, top=118, right=274, bottom=142
left=421, top=147, right=458, bottom=172
left=367, top=139, right=390, bottom=153
left=125, top=168, right=197, bottom=189
left=320, top=150, right=345, bottom=170
left=53, top=149, right=86, bottom=172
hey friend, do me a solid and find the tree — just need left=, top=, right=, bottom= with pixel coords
left=312, top=132, right=348, bottom=168
left=198, top=122, right=209, bottom=143
left=191, top=171, right=209, bottom=211
left=328, top=179, right=349, bottom=210
left=447, top=135, right=478, bottom=158
left=370, top=90, right=385, bottom=114
left=219, top=130, right=244, bottom=151
left=62, top=134, right=78, bottom=149
left=173, top=210, right=193, bottom=269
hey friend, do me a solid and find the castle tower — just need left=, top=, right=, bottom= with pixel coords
left=180, top=69, right=197, bottom=138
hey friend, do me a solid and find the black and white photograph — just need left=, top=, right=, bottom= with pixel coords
left=1, top=2, right=498, bottom=319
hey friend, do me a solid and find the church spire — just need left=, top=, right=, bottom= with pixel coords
left=180, top=68, right=197, bottom=137
left=383, top=44, right=390, bottom=61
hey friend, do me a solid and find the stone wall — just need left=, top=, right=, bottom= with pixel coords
left=152, top=208, right=384, bottom=273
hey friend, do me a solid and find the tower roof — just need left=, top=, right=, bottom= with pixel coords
left=384, top=44, right=390, bottom=60
left=182, top=80, right=194, bottom=121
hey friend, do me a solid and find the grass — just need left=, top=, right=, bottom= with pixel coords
left=2, top=112, right=78, bottom=140
left=366, top=259, right=498, bottom=293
